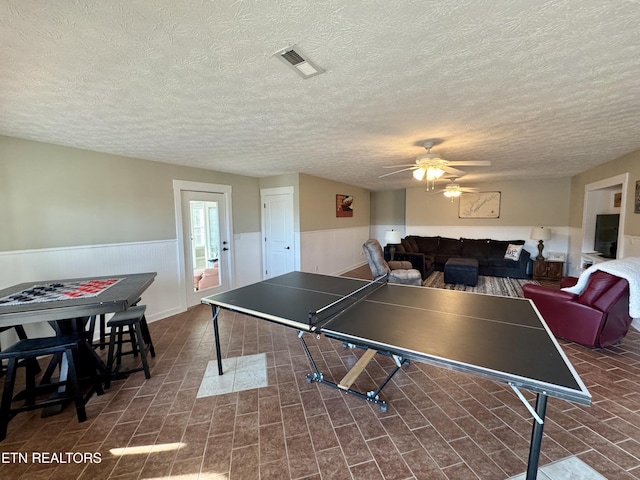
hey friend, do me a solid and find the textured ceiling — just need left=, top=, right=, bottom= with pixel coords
left=1, top=1, right=640, bottom=191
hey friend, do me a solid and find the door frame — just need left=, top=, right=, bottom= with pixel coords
left=260, top=186, right=296, bottom=279
left=173, top=180, right=234, bottom=311
left=580, top=173, right=628, bottom=259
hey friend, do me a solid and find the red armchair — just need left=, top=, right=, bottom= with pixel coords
left=522, top=271, right=632, bottom=348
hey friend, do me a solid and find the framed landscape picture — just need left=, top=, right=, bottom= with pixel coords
left=459, top=191, right=501, bottom=219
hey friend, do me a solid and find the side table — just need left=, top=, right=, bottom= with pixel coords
left=533, top=260, right=564, bottom=281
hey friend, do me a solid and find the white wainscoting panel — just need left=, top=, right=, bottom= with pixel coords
left=623, top=235, right=640, bottom=258
left=567, top=226, right=584, bottom=277
left=0, top=240, right=181, bottom=324
left=232, top=232, right=263, bottom=287
left=300, top=226, right=369, bottom=276
left=621, top=236, right=640, bottom=331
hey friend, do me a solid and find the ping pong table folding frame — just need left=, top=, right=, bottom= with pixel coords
left=208, top=275, right=401, bottom=410
left=203, top=272, right=591, bottom=480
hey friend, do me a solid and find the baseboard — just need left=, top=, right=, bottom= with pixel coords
left=333, top=261, right=368, bottom=276
left=146, top=306, right=185, bottom=323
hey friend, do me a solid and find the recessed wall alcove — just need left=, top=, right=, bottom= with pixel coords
left=580, top=173, right=628, bottom=270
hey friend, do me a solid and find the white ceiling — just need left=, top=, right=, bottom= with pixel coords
left=2, top=1, right=640, bottom=191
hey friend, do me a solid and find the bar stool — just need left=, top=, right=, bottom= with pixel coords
left=86, top=298, right=142, bottom=351
left=0, top=326, right=40, bottom=378
left=105, top=305, right=155, bottom=388
left=0, top=336, right=86, bottom=441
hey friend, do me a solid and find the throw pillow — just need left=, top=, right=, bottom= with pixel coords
left=404, top=236, right=419, bottom=253
left=401, top=238, right=416, bottom=253
left=504, top=244, right=523, bottom=261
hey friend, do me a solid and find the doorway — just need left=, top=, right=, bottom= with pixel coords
left=261, top=187, right=295, bottom=278
left=174, top=181, right=233, bottom=309
left=581, top=173, right=628, bottom=258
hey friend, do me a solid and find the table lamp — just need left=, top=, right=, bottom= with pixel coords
left=530, top=227, right=551, bottom=260
left=384, top=230, right=402, bottom=260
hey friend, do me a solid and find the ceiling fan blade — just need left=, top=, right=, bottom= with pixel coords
left=460, top=187, right=479, bottom=192
left=382, top=164, right=418, bottom=168
left=446, top=161, right=491, bottom=166
left=441, top=166, right=466, bottom=176
left=378, top=166, right=418, bottom=178
left=435, top=174, right=459, bottom=181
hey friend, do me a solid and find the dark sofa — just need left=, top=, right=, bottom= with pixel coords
left=385, top=235, right=532, bottom=280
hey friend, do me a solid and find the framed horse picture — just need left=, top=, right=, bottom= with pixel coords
left=336, top=194, right=353, bottom=217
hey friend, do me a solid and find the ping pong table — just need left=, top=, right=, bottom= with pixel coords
left=202, top=271, right=591, bottom=480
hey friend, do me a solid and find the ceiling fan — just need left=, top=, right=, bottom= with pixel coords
left=430, top=177, right=479, bottom=200
left=380, top=141, right=491, bottom=189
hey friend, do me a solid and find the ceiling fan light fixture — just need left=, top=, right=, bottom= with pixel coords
left=426, top=167, right=444, bottom=180
left=443, top=181, right=463, bottom=199
left=413, top=167, right=426, bottom=181
left=443, top=189, right=462, bottom=198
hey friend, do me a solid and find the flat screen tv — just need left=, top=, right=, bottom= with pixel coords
left=594, top=214, right=619, bottom=258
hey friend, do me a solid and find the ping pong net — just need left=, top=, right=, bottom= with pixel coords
left=308, top=273, right=388, bottom=330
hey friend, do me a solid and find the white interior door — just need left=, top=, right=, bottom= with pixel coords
left=181, top=190, right=230, bottom=306
left=261, top=187, right=295, bottom=279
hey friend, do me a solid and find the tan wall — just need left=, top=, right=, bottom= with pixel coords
left=370, top=190, right=406, bottom=226
left=0, top=135, right=260, bottom=251
left=298, top=173, right=370, bottom=232
left=406, top=177, right=571, bottom=227
left=569, top=148, right=640, bottom=236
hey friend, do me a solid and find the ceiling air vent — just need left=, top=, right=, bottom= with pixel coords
left=274, top=45, right=325, bottom=79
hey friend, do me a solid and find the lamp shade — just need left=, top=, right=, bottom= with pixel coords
left=530, top=227, right=551, bottom=241
left=426, top=167, right=444, bottom=180
left=384, top=230, right=402, bottom=244
left=412, top=168, right=426, bottom=181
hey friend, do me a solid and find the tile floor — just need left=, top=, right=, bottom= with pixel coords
left=508, top=456, right=606, bottom=480
left=197, top=353, right=268, bottom=398
left=543, top=459, right=606, bottom=480
left=2, top=271, right=640, bottom=479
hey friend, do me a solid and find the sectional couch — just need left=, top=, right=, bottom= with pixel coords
left=385, top=235, right=532, bottom=280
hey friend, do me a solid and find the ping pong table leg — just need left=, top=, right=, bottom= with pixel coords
left=525, top=393, right=548, bottom=480
left=298, top=332, right=406, bottom=412
left=211, top=306, right=223, bottom=375
left=369, top=355, right=407, bottom=397
left=298, top=331, right=323, bottom=381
